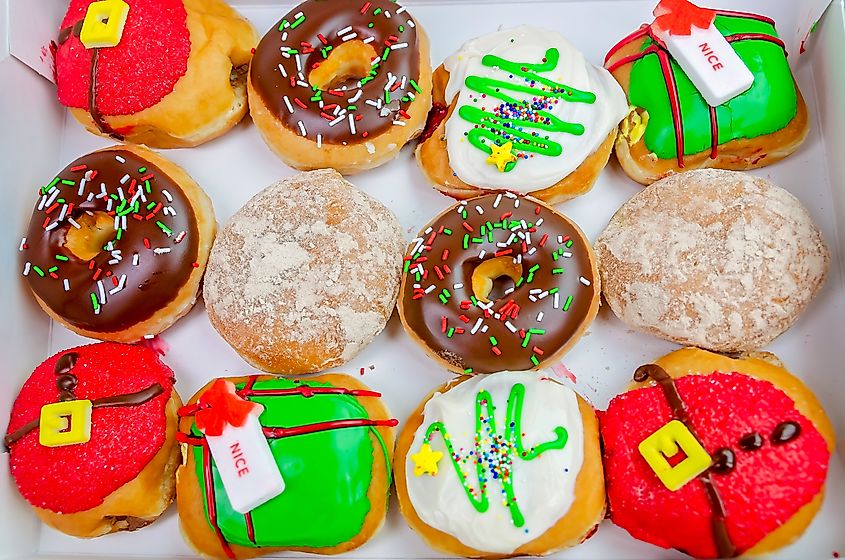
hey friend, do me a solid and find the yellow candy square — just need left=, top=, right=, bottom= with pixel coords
left=80, top=0, right=130, bottom=49
left=638, top=419, right=711, bottom=491
left=39, top=400, right=93, bottom=448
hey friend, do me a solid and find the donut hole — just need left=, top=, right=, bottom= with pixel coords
left=64, top=211, right=114, bottom=261
left=308, top=40, right=378, bottom=91
left=471, top=256, right=523, bottom=303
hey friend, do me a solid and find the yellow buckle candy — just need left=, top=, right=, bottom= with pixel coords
left=80, top=0, right=130, bottom=49
left=638, top=419, right=711, bottom=491
left=39, top=400, right=93, bottom=447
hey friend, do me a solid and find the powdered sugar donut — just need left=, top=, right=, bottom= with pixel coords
left=203, top=169, right=404, bottom=374
left=595, top=169, right=829, bottom=352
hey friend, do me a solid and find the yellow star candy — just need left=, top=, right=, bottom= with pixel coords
left=411, top=443, right=443, bottom=477
left=486, top=141, right=517, bottom=172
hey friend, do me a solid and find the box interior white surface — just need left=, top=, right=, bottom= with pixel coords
left=1, top=0, right=844, bottom=558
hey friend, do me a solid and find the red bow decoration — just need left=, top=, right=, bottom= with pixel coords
left=652, top=0, right=716, bottom=36
left=195, top=379, right=263, bottom=437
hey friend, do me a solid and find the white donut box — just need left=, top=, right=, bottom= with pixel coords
left=1, top=0, right=844, bottom=558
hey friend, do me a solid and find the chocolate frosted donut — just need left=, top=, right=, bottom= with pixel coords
left=18, top=146, right=216, bottom=342
left=398, top=193, right=600, bottom=374
left=248, top=0, right=432, bottom=173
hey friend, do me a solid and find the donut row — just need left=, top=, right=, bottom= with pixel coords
left=54, top=0, right=809, bottom=189
left=5, top=343, right=833, bottom=559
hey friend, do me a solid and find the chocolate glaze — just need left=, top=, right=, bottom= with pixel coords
left=710, top=448, right=736, bottom=474
left=3, top=382, right=165, bottom=447
left=54, top=352, right=78, bottom=375
left=21, top=149, right=199, bottom=333
left=250, top=0, right=421, bottom=145
left=400, top=194, right=597, bottom=373
left=739, top=432, right=763, bottom=451
left=772, top=421, right=800, bottom=445
left=634, top=363, right=737, bottom=558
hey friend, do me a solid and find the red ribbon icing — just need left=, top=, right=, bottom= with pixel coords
left=195, top=379, right=262, bottom=437
left=652, top=0, right=716, bottom=36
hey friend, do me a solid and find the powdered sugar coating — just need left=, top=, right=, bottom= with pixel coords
left=203, top=169, right=404, bottom=373
left=595, top=169, right=829, bottom=352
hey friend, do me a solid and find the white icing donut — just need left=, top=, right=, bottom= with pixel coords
left=443, top=25, right=628, bottom=193
left=405, top=371, right=584, bottom=553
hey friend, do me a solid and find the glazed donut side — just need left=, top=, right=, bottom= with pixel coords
left=416, top=66, right=618, bottom=204
left=34, top=392, right=182, bottom=537
left=248, top=0, right=432, bottom=174
left=176, top=374, right=396, bottom=559
left=63, top=0, right=258, bottom=148
left=646, top=347, right=834, bottom=556
left=22, top=145, right=215, bottom=342
left=604, top=13, right=809, bottom=185
left=398, top=193, right=600, bottom=374
left=394, top=375, right=606, bottom=558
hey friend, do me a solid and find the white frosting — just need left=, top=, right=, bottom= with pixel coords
left=405, top=372, right=584, bottom=554
left=443, top=25, right=628, bottom=193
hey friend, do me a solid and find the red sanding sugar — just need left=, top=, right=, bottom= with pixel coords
left=600, top=372, right=830, bottom=559
left=56, top=0, right=190, bottom=115
left=5, top=342, right=175, bottom=513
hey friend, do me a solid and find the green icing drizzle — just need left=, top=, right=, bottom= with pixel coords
left=422, top=382, right=568, bottom=527
left=458, top=48, right=595, bottom=172
left=191, top=378, right=391, bottom=548
left=628, top=14, right=797, bottom=159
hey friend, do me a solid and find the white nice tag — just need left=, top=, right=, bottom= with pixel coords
left=205, top=413, right=285, bottom=514
left=653, top=23, right=754, bottom=107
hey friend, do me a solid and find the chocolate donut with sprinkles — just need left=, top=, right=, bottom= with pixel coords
left=248, top=0, right=432, bottom=174
left=398, top=193, right=600, bottom=374
left=18, top=146, right=216, bottom=342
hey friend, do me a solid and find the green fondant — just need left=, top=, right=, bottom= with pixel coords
left=422, top=383, right=568, bottom=527
left=191, top=379, right=390, bottom=549
left=628, top=14, right=797, bottom=159
left=459, top=48, right=594, bottom=172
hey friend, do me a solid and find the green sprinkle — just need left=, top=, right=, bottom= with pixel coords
left=443, top=228, right=452, bottom=235
left=156, top=221, right=172, bottom=235
left=552, top=268, right=565, bottom=274
left=138, top=167, right=147, bottom=173
left=290, top=14, right=305, bottom=29
left=463, top=234, right=469, bottom=250
left=489, top=336, right=498, bottom=346
left=399, top=24, right=405, bottom=32
left=373, top=7, right=382, bottom=14
left=566, top=239, right=573, bottom=248
left=47, top=177, right=60, bottom=189
left=91, top=293, right=99, bottom=311
left=278, top=19, right=289, bottom=31
left=57, top=198, right=65, bottom=204
left=526, top=273, right=535, bottom=284
left=549, top=287, right=559, bottom=294
left=410, top=79, right=422, bottom=93
left=382, top=46, right=390, bottom=61
left=447, top=327, right=455, bottom=338
left=471, top=237, right=483, bottom=244
left=515, top=277, right=524, bottom=287
left=470, top=295, right=479, bottom=306
left=552, top=250, right=559, bottom=260
left=147, top=201, right=156, bottom=210
left=33, top=266, right=45, bottom=277
left=48, top=266, right=58, bottom=273
left=521, top=332, right=532, bottom=348
left=116, top=229, right=123, bottom=241
left=464, top=368, right=473, bottom=374
left=530, top=355, right=540, bottom=366
left=55, top=255, right=69, bottom=262
left=529, top=264, right=540, bottom=273
left=529, top=328, right=545, bottom=335
left=347, top=105, right=357, bottom=111
left=385, top=90, right=391, bottom=104
left=145, top=180, right=152, bottom=193
left=368, top=22, right=374, bottom=28
left=563, top=295, right=573, bottom=311
left=403, top=259, right=410, bottom=273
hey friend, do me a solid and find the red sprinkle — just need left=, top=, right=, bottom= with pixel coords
left=294, top=97, right=308, bottom=109
left=441, top=249, right=449, bottom=261
left=462, top=222, right=473, bottom=232
left=360, top=2, right=371, bottom=14
left=441, top=316, right=447, bottom=333
left=539, top=234, right=549, bottom=247
left=69, top=164, right=87, bottom=172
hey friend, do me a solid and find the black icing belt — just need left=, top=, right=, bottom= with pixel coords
left=633, top=364, right=737, bottom=558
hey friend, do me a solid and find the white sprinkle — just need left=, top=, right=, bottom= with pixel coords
left=298, top=120, right=307, bottom=136
left=363, top=36, right=375, bottom=44
left=558, top=235, right=564, bottom=244
left=133, top=253, right=140, bottom=266
left=163, top=206, right=175, bottom=216
left=295, top=54, right=302, bottom=73
left=528, top=247, right=537, bottom=255
left=106, top=198, right=113, bottom=212
left=365, top=99, right=379, bottom=107
left=579, top=276, right=591, bottom=286
left=46, top=188, right=61, bottom=207
left=68, top=218, right=81, bottom=229
left=97, top=280, right=107, bottom=305
left=471, top=318, right=483, bottom=334
left=493, top=193, right=502, bottom=208
left=337, top=25, right=353, bottom=35
left=407, top=19, right=415, bottom=27
left=78, top=179, right=86, bottom=196
left=153, top=247, right=171, bottom=255
left=505, top=191, right=517, bottom=198
left=397, top=6, right=406, bottom=13
left=348, top=114, right=356, bottom=135
left=393, top=119, right=406, bottom=126
left=481, top=325, right=489, bottom=333
left=44, top=222, right=58, bottom=232
left=281, top=31, right=288, bottom=41
left=391, top=42, right=408, bottom=49
left=296, top=79, right=310, bottom=88
left=453, top=283, right=464, bottom=289
left=342, top=32, right=358, bottom=41
left=536, top=218, right=544, bottom=227
left=113, top=216, right=121, bottom=231
left=504, top=286, right=515, bottom=295
left=119, top=174, right=130, bottom=185
left=537, top=311, right=545, bottom=322
left=514, top=198, right=520, bottom=208
left=528, top=295, right=537, bottom=302
left=554, top=292, right=560, bottom=308
left=475, top=205, right=484, bottom=215
left=478, top=250, right=486, bottom=259
left=37, top=195, right=48, bottom=211
left=278, top=63, right=288, bottom=78
left=121, top=215, right=127, bottom=230
left=63, top=279, right=70, bottom=292
left=317, top=134, right=323, bottom=148
left=425, top=285, right=436, bottom=294
left=115, top=155, right=126, bottom=163
left=505, top=321, right=518, bottom=333
left=22, top=262, right=31, bottom=276
left=109, top=275, right=127, bottom=295
left=283, top=96, right=295, bottom=114
left=384, top=10, right=390, bottom=17
left=538, top=290, right=549, bottom=299
left=329, top=115, right=344, bottom=127
left=562, top=251, right=572, bottom=258
left=348, top=89, right=363, bottom=103
left=19, top=238, right=26, bottom=251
